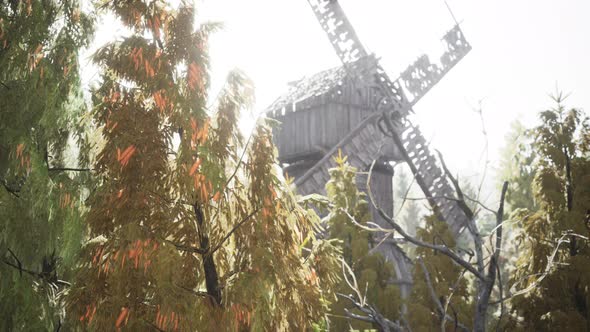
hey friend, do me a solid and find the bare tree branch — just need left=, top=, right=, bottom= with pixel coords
left=490, top=232, right=588, bottom=305
left=337, top=293, right=403, bottom=332
left=341, top=206, right=486, bottom=281
left=443, top=261, right=471, bottom=331
left=417, top=258, right=470, bottom=332
left=473, top=181, right=508, bottom=331
left=494, top=261, right=505, bottom=332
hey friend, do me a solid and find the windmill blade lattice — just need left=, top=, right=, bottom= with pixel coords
left=298, top=0, right=472, bottom=235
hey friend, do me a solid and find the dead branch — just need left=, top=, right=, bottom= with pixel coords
left=337, top=293, right=403, bottom=332
left=341, top=206, right=485, bottom=281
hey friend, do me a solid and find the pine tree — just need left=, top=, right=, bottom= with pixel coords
left=407, top=216, right=473, bottom=331
left=509, top=95, right=590, bottom=330
left=0, top=1, right=93, bottom=330
left=66, top=2, right=339, bottom=330
left=324, top=153, right=401, bottom=330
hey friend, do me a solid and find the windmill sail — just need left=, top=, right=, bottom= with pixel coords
left=296, top=0, right=472, bottom=235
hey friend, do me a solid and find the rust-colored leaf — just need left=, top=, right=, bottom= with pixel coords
left=189, top=158, right=201, bottom=176
left=115, top=307, right=129, bottom=328
left=89, top=305, right=97, bottom=324
left=118, top=145, right=136, bottom=167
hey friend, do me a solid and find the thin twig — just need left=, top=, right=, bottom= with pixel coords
left=490, top=232, right=588, bottom=305
left=48, top=167, right=92, bottom=172
left=163, top=239, right=207, bottom=255
left=417, top=258, right=470, bottom=332
left=442, top=257, right=471, bottom=330
left=219, top=124, right=255, bottom=194
left=337, top=293, right=404, bottom=331
left=209, top=206, right=262, bottom=255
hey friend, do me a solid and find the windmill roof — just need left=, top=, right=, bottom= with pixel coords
left=265, top=65, right=348, bottom=115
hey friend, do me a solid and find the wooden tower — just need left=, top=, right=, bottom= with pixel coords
left=266, top=0, right=472, bottom=295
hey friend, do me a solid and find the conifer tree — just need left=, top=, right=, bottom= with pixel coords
left=509, top=95, right=590, bottom=330
left=407, top=216, right=473, bottom=330
left=66, top=1, right=339, bottom=330
left=323, top=153, right=401, bottom=330
left=0, top=1, right=93, bottom=330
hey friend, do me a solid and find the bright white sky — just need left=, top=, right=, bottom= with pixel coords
left=85, top=0, right=590, bottom=200
left=200, top=0, right=590, bottom=196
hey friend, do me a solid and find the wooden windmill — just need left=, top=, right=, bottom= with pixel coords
left=266, top=0, right=472, bottom=292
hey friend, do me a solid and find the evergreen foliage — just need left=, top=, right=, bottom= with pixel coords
left=324, top=153, right=401, bottom=331
left=509, top=95, right=590, bottom=330
left=407, top=216, right=473, bottom=330
left=0, top=0, right=93, bottom=330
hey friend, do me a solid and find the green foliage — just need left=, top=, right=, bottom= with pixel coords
left=324, top=153, right=401, bottom=330
left=0, top=0, right=93, bottom=330
left=407, top=216, right=473, bottom=330
left=498, top=120, right=537, bottom=212
left=509, top=95, right=590, bottom=330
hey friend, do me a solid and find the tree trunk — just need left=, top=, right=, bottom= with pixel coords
left=473, top=276, right=495, bottom=331
left=194, top=204, right=222, bottom=306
